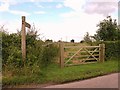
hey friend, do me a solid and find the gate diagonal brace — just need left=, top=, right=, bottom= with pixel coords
left=83, top=48, right=98, bottom=61
left=65, top=48, right=83, bottom=64
left=86, top=48, right=98, bottom=60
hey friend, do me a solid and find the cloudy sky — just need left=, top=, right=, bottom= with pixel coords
left=0, top=0, right=118, bottom=42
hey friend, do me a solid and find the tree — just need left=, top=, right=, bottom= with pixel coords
left=71, top=39, right=75, bottom=43
left=94, top=16, right=119, bottom=41
left=117, top=25, right=120, bottom=40
left=83, top=32, right=92, bottom=43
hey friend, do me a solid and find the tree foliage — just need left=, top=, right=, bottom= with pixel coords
left=93, top=16, right=120, bottom=41
left=71, top=39, right=75, bottom=43
left=83, top=32, right=92, bottom=43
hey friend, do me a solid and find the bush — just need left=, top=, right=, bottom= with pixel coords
left=26, top=40, right=43, bottom=66
left=40, top=44, right=59, bottom=67
left=2, top=33, right=22, bottom=67
left=92, top=41, right=120, bottom=60
left=2, top=30, right=59, bottom=71
left=6, top=46, right=22, bottom=67
left=1, top=27, right=59, bottom=85
left=71, top=39, right=75, bottom=43
left=103, top=41, right=120, bottom=59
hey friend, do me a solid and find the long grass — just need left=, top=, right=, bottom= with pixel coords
left=3, top=59, right=119, bottom=87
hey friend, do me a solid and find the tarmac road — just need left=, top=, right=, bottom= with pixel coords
left=44, top=73, right=119, bottom=88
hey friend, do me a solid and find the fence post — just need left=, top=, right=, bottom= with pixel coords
left=99, top=44, right=105, bottom=63
left=60, top=42, right=64, bottom=68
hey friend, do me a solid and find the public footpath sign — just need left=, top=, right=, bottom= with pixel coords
left=21, top=16, right=31, bottom=64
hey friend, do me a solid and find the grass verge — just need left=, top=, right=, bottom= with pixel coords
left=3, top=59, right=119, bottom=87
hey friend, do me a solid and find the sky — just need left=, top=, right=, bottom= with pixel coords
left=0, top=0, right=119, bottom=42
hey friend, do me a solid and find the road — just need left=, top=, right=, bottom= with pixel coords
left=44, top=73, right=119, bottom=88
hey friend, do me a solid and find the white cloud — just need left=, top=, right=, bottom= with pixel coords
left=47, top=0, right=53, bottom=2
left=33, top=12, right=105, bottom=42
left=10, top=10, right=30, bottom=16
left=38, top=0, right=116, bottom=41
left=0, top=1, right=30, bottom=16
left=0, top=19, right=21, bottom=33
left=0, top=0, right=118, bottom=42
left=60, top=11, right=80, bottom=18
left=37, top=5, right=44, bottom=8
left=34, top=11, right=46, bottom=14
left=86, top=0, right=118, bottom=2
left=63, top=0, right=118, bottom=16
left=0, top=3, right=9, bottom=12
left=0, top=0, right=24, bottom=5
left=0, top=0, right=63, bottom=3
left=83, top=0, right=118, bottom=16
left=56, top=4, right=63, bottom=8
left=30, top=0, right=56, bottom=2
left=63, top=0, right=86, bottom=12
left=58, top=0, right=118, bottom=42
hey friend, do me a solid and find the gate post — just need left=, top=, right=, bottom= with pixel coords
left=60, top=42, right=64, bottom=68
left=99, top=44, right=105, bottom=63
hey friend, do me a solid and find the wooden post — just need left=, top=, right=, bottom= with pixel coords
left=60, top=42, right=64, bottom=68
left=21, top=16, right=26, bottom=64
left=99, top=44, right=105, bottom=63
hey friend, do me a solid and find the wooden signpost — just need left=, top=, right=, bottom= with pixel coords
left=21, top=16, right=31, bottom=64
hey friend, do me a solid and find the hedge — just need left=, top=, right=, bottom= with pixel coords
left=2, top=31, right=59, bottom=68
left=93, top=41, right=120, bottom=60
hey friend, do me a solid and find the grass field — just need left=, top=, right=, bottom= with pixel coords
left=3, top=59, right=119, bottom=87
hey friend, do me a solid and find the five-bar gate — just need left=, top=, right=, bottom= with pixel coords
left=60, top=43, right=105, bottom=68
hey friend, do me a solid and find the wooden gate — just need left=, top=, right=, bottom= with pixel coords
left=60, top=43, right=105, bottom=68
